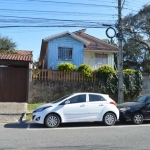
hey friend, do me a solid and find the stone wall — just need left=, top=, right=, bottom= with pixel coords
left=29, top=76, right=150, bottom=103
left=141, top=76, right=150, bottom=94
left=29, top=80, right=118, bottom=103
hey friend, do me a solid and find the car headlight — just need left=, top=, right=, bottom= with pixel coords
left=120, top=107, right=130, bottom=111
left=33, top=106, right=51, bottom=113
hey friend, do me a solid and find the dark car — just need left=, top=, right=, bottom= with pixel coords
left=117, top=94, right=150, bottom=125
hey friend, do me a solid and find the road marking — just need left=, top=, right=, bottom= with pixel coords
left=27, top=124, right=30, bottom=130
left=26, top=123, right=150, bottom=130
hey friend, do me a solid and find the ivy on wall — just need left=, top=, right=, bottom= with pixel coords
left=96, top=66, right=143, bottom=100
left=31, top=64, right=143, bottom=103
left=57, top=63, right=143, bottom=100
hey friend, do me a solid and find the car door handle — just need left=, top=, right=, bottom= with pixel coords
left=99, top=104, right=103, bottom=106
left=80, top=104, right=86, bottom=107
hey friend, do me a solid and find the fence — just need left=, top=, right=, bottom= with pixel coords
left=32, top=69, right=97, bottom=82
left=32, top=69, right=150, bottom=83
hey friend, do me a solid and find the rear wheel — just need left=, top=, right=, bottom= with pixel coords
left=45, top=114, right=60, bottom=128
left=131, top=113, right=143, bottom=125
left=103, top=112, right=116, bottom=126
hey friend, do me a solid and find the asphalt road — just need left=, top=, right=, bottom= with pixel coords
left=0, top=121, right=150, bottom=150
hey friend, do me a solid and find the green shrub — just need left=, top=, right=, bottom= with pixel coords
left=123, top=69, right=136, bottom=73
left=123, top=70, right=142, bottom=96
left=77, top=64, right=93, bottom=78
left=97, top=65, right=116, bottom=76
left=58, top=62, right=76, bottom=72
left=96, top=65, right=117, bottom=94
left=96, top=66, right=142, bottom=100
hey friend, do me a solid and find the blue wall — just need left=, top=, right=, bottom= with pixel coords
left=45, top=35, right=84, bottom=70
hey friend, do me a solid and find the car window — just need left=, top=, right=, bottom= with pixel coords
left=145, top=96, right=150, bottom=103
left=68, top=94, right=86, bottom=104
left=52, top=94, right=72, bottom=103
left=89, top=94, right=106, bottom=102
left=132, top=95, right=147, bottom=103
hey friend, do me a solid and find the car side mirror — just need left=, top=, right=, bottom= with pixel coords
left=65, top=100, right=70, bottom=104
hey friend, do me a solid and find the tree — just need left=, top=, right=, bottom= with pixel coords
left=102, top=38, right=118, bottom=46
left=122, top=5, right=150, bottom=72
left=123, top=35, right=144, bottom=70
left=0, top=36, right=17, bottom=53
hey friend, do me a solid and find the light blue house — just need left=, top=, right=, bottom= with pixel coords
left=39, top=29, right=118, bottom=70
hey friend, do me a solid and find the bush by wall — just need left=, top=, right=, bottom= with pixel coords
left=95, top=65, right=143, bottom=101
left=96, top=65, right=118, bottom=94
left=96, top=65, right=116, bottom=76
left=123, top=69, right=136, bottom=73
left=123, top=70, right=143, bottom=100
left=58, top=62, right=76, bottom=72
left=77, top=64, right=93, bottom=78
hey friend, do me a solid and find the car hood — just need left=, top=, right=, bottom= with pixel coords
left=34, top=103, right=57, bottom=110
left=117, top=102, right=143, bottom=108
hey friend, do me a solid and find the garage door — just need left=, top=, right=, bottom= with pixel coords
left=0, top=67, right=28, bottom=102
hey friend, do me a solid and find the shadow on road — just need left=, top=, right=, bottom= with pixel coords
left=3, top=120, right=150, bottom=129
left=4, top=123, right=28, bottom=129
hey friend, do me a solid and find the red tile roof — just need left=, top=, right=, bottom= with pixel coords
left=74, top=30, right=118, bottom=51
left=0, top=50, right=33, bottom=62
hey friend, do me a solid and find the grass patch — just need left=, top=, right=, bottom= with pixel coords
left=28, top=103, right=44, bottom=110
left=26, top=103, right=45, bottom=120
left=26, top=114, right=32, bottom=120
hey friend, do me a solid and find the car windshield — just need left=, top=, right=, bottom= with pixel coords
left=132, top=95, right=147, bottom=103
left=51, top=94, right=72, bottom=103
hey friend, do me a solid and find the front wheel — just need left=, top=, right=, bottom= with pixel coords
left=131, top=113, right=143, bottom=125
left=103, top=112, right=116, bottom=126
left=45, top=114, right=60, bottom=128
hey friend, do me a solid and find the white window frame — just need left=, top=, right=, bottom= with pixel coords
left=95, top=53, right=108, bottom=65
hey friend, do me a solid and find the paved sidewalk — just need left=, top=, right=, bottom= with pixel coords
left=0, top=103, right=27, bottom=123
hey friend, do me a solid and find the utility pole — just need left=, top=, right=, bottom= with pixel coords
left=117, top=0, right=124, bottom=104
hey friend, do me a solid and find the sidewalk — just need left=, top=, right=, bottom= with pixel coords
left=0, top=103, right=27, bottom=123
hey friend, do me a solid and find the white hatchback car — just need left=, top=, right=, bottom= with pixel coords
left=32, top=92, right=119, bottom=128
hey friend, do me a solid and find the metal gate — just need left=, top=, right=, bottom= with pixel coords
left=0, top=67, right=28, bottom=102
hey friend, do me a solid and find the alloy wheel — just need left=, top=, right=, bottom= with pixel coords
left=45, top=114, right=60, bottom=128
left=132, top=113, right=143, bottom=125
left=103, top=112, right=116, bottom=126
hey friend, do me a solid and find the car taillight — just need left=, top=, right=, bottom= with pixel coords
left=110, top=101, right=116, bottom=106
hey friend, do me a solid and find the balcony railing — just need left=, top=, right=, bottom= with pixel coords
left=32, top=69, right=97, bottom=82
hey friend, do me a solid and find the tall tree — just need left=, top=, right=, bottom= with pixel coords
left=122, top=5, right=150, bottom=72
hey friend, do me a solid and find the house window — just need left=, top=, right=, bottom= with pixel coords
left=58, top=47, right=73, bottom=60
left=95, top=53, right=108, bottom=65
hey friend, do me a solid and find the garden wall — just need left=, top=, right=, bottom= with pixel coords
left=29, top=80, right=118, bottom=103
left=141, top=76, right=150, bottom=95
left=29, top=76, right=150, bottom=104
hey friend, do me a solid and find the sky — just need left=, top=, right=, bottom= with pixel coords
left=0, top=0, right=150, bottom=61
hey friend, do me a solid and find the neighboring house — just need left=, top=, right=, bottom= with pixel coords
left=39, top=29, right=118, bottom=70
left=0, top=50, right=33, bottom=102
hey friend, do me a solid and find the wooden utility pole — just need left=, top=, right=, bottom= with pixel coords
left=117, top=0, right=124, bottom=104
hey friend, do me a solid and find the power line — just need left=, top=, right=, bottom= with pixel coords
left=0, top=25, right=108, bottom=28
left=0, top=9, right=117, bottom=17
left=0, top=0, right=117, bottom=8
left=0, top=15, right=117, bottom=22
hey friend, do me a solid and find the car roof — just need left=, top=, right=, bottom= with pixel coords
left=72, top=92, right=109, bottom=96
